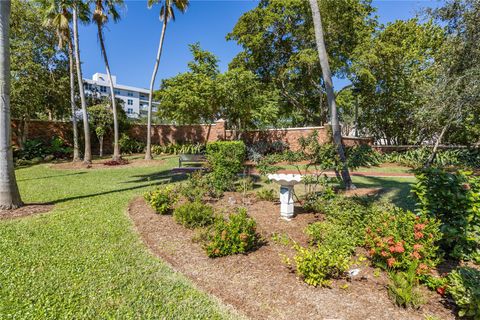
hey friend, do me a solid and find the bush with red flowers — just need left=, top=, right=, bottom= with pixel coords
left=365, top=206, right=442, bottom=272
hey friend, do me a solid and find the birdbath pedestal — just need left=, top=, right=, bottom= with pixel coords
left=267, top=174, right=302, bottom=220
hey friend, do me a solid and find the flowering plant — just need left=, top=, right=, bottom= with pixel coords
left=365, top=207, right=442, bottom=272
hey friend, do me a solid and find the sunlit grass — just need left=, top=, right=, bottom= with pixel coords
left=0, top=158, right=238, bottom=319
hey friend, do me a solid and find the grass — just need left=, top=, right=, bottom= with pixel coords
left=351, top=175, right=416, bottom=210
left=0, top=157, right=239, bottom=319
left=0, top=156, right=416, bottom=318
left=275, top=163, right=412, bottom=175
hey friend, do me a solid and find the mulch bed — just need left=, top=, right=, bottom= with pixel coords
left=128, top=192, right=455, bottom=320
left=0, top=203, right=54, bottom=220
left=51, top=158, right=165, bottom=170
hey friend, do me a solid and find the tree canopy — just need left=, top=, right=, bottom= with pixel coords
left=227, top=0, right=376, bottom=126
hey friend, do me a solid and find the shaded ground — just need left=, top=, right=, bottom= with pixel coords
left=0, top=203, right=54, bottom=220
left=128, top=192, right=454, bottom=320
left=50, top=154, right=170, bottom=170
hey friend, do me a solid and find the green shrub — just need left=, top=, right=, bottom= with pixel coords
left=387, top=263, right=426, bottom=309
left=151, top=143, right=205, bottom=155
left=447, top=267, right=480, bottom=319
left=365, top=206, right=442, bottom=271
left=293, top=242, right=351, bottom=287
left=179, top=172, right=210, bottom=202
left=119, top=133, right=145, bottom=154
left=380, top=147, right=480, bottom=168
left=203, top=208, right=258, bottom=258
left=14, top=137, right=72, bottom=162
left=144, top=185, right=178, bottom=214
left=305, top=221, right=358, bottom=250
left=173, top=201, right=215, bottom=229
left=412, top=168, right=480, bottom=262
left=255, top=188, right=276, bottom=201
left=346, top=144, right=383, bottom=168
left=206, top=141, right=246, bottom=191
left=310, top=197, right=375, bottom=246
left=235, top=176, right=254, bottom=193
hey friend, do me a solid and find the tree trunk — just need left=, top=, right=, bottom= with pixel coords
left=145, top=19, right=168, bottom=160
left=0, top=1, right=22, bottom=209
left=99, top=135, right=103, bottom=157
left=67, top=36, right=80, bottom=162
left=308, top=0, right=354, bottom=189
left=72, top=7, right=91, bottom=164
left=97, top=23, right=120, bottom=161
left=425, top=123, right=449, bottom=168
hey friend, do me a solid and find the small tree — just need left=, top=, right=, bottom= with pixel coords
left=88, top=103, right=113, bottom=157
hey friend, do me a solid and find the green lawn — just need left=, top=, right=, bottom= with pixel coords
left=0, top=157, right=239, bottom=319
left=0, top=158, right=416, bottom=319
left=275, top=163, right=412, bottom=175
left=351, top=175, right=417, bottom=210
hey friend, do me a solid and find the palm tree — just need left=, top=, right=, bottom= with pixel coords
left=0, top=0, right=23, bottom=209
left=308, top=0, right=355, bottom=189
left=145, top=0, right=189, bottom=160
left=40, top=0, right=81, bottom=162
left=72, top=1, right=92, bottom=164
left=92, top=0, right=124, bottom=161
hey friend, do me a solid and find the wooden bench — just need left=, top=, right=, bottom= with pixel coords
left=178, top=154, right=207, bottom=168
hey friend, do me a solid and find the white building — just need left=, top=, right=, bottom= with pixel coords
left=83, top=73, right=159, bottom=119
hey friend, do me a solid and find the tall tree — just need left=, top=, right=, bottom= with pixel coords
left=144, top=0, right=189, bottom=160
left=40, top=0, right=81, bottom=161
left=10, top=0, right=70, bottom=147
left=0, top=0, right=23, bottom=209
left=351, top=19, right=444, bottom=145
left=421, top=0, right=480, bottom=164
left=308, top=0, right=354, bottom=189
left=227, top=0, right=376, bottom=126
left=92, top=0, right=123, bottom=160
left=72, top=1, right=92, bottom=163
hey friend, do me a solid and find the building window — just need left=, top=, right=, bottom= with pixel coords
left=114, top=89, right=120, bottom=95
left=127, top=92, right=133, bottom=97
left=127, top=99, right=133, bottom=105
left=100, top=86, right=107, bottom=93
left=127, top=108, right=133, bottom=114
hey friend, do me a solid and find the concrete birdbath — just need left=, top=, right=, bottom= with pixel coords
left=267, top=173, right=303, bottom=220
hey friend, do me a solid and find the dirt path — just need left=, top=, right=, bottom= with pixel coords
left=128, top=195, right=453, bottom=320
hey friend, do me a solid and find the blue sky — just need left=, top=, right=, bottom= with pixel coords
left=78, top=0, right=443, bottom=90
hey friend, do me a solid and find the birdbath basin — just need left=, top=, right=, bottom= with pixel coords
left=267, top=174, right=303, bottom=220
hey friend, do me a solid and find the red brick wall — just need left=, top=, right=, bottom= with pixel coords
left=11, top=119, right=73, bottom=146
left=12, top=119, right=372, bottom=154
left=128, top=120, right=226, bottom=145
left=227, top=126, right=331, bottom=151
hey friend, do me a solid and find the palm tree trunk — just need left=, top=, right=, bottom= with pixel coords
left=96, top=23, right=120, bottom=161
left=67, top=37, right=80, bottom=162
left=99, top=135, right=103, bottom=157
left=308, top=0, right=354, bottom=190
left=0, top=1, right=22, bottom=209
left=72, top=7, right=92, bottom=164
left=145, top=19, right=167, bottom=160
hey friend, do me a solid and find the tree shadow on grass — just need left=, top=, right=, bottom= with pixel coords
left=352, top=176, right=416, bottom=210
left=50, top=169, right=187, bottom=205
left=125, top=169, right=189, bottom=184
left=17, top=171, right=87, bottom=182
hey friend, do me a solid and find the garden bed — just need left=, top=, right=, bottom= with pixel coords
left=0, top=203, right=54, bottom=220
left=51, top=157, right=166, bottom=170
left=128, top=192, right=454, bottom=320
